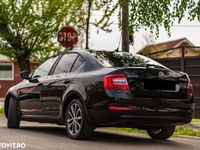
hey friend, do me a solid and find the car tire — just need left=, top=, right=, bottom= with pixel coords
left=7, top=98, right=20, bottom=129
left=65, top=99, right=94, bottom=140
left=147, top=126, right=175, bottom=140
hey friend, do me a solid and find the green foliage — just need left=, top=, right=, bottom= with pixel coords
left=0, top=0, right=121, bottom=69
left=192, top=119, right=200, bottom=123
left=121, top=0, right=199, bottom=36
left=93, top=0, right=119, bottom=33
left=0, top=108, right=4, bottom=116
left=94, top=0, right=200, bottom=36
left=0, top=0, right=85, bottom=64
left=174, top=126, right=200, bottom=137
left=0, top=0, right=199, bottom=70
left=77, top=0, right=119, bottom=33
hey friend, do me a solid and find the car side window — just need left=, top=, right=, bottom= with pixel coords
left=32, top=56, right=58, bottom=78
left=53, top=53, right=78, bottom=74
left=71, top=56, right=84, bottom=72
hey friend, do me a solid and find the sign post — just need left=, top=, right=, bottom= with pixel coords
left=57, top=27, right=78, bottom=48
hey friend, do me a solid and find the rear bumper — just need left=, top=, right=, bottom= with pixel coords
left=88, top=102, right=194, bottom=128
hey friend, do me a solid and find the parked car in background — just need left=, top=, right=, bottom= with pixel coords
left=4, top=50, right=194, bottom=140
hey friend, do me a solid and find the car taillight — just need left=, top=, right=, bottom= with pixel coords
left=187, top=80, right=193, bottom=97
left=103, top=74, right=130, bottom=90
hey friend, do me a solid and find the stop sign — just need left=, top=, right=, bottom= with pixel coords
left=58, top=27, right=78, bottom=48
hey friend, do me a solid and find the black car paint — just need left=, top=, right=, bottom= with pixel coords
left=4, top=50, right=194, bottom=128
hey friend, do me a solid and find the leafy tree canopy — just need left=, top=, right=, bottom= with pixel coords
left=89, top=0, right=200, bottom=36
left=118, top=0, right=200, bottom=36
left=0, top=0, right=199, bottom=71
left=0, top=0, right=84, bottom=71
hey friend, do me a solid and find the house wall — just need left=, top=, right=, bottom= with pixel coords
left=0, top=62, right=38, bottom=98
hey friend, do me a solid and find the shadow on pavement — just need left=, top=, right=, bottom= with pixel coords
left=17, top=125, right=190, bottom=148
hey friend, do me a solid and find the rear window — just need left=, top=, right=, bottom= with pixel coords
left=90, top=51, right=167, bottom=69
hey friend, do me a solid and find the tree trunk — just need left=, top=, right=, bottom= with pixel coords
left=86, top=0, right=92, bottom=50
left=122, top=0, right=129, bottom=52
left=17, top=56, right=30, bottom=72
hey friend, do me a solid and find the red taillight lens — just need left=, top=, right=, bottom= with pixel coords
left=187, top=80, right=193, bottom=97
left=103, top=74, right=130, bottom=90
left=187, top=108, right=193, bottom=113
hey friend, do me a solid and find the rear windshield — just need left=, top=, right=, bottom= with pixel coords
left=90, top=51, right=167, bottom=69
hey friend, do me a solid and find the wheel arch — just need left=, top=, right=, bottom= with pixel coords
left=62, top=91, right=87, bottom=120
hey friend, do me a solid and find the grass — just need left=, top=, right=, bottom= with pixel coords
left=0, top=108, right=4, bottom=116
left=103, top=120, right=200, bottom=138
left=174, top=126, right=200, bottom=137
left=192, top=119, right=200, bottom=123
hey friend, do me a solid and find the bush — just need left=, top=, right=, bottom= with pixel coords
left=0, top=108, right=4, bottom=116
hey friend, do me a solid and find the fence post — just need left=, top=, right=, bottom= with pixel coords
left=181, top=47, right=185, bottom=72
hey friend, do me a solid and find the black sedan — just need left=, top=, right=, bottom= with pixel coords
left=4, top=50, right=194, bottom=140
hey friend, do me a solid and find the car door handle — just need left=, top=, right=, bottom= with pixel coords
left=63, top=80, right=70, bottom=84
left=19, top=91, right=23, bottom=95
left=37, top=82, right=43, bottom=86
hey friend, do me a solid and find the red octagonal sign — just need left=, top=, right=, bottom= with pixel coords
left=58, top=27, right=78, bottom=48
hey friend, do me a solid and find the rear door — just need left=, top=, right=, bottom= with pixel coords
left=40, top=53, right=84, bottom=116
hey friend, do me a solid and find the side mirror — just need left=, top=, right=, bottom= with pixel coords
left=20, top=71, right=30, bottom=80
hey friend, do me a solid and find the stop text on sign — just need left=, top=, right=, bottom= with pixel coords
left=57, top=27, right=78, bottom=48
left=58, top=32, right=77, bottom=42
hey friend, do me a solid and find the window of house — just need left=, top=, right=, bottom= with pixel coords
left=0, top=63, right=14, bottom=80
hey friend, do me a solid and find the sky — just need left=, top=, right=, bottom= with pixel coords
left=89, top=15, right=200, bottom=54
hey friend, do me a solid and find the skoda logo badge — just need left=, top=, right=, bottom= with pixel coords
left=158, top=72, right=165, bottom=77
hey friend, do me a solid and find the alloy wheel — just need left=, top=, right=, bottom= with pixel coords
left=67, top=103, right=83, bottom=136
left=151, top=129, right=162, bottom=134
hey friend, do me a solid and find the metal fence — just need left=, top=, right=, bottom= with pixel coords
left=143, top=46, right=200, bottom=118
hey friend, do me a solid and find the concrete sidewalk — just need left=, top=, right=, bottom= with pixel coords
left=190, top=122, right=200, bottom=128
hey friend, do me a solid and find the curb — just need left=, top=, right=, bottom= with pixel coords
left=174, top=135, right=200, bottom=140
left=184, top=123, right=200, bottom=129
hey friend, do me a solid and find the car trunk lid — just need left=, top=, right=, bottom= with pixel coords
left=117, top=67, right=188, bottom=99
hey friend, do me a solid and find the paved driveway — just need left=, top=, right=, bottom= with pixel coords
left=0, top=117, right=199, bottom=150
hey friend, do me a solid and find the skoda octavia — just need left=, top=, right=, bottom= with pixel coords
left=4, top=50, right=194, bottom=140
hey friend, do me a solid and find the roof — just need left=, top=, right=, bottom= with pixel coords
left=0, top=54, right=40, bottom=64
left=137, top=38, right=196, bottom=55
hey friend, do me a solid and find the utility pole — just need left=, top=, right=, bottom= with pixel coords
left=86, top=0, right=92, bottom=50
left=122, top=0, right=129, bottom=52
